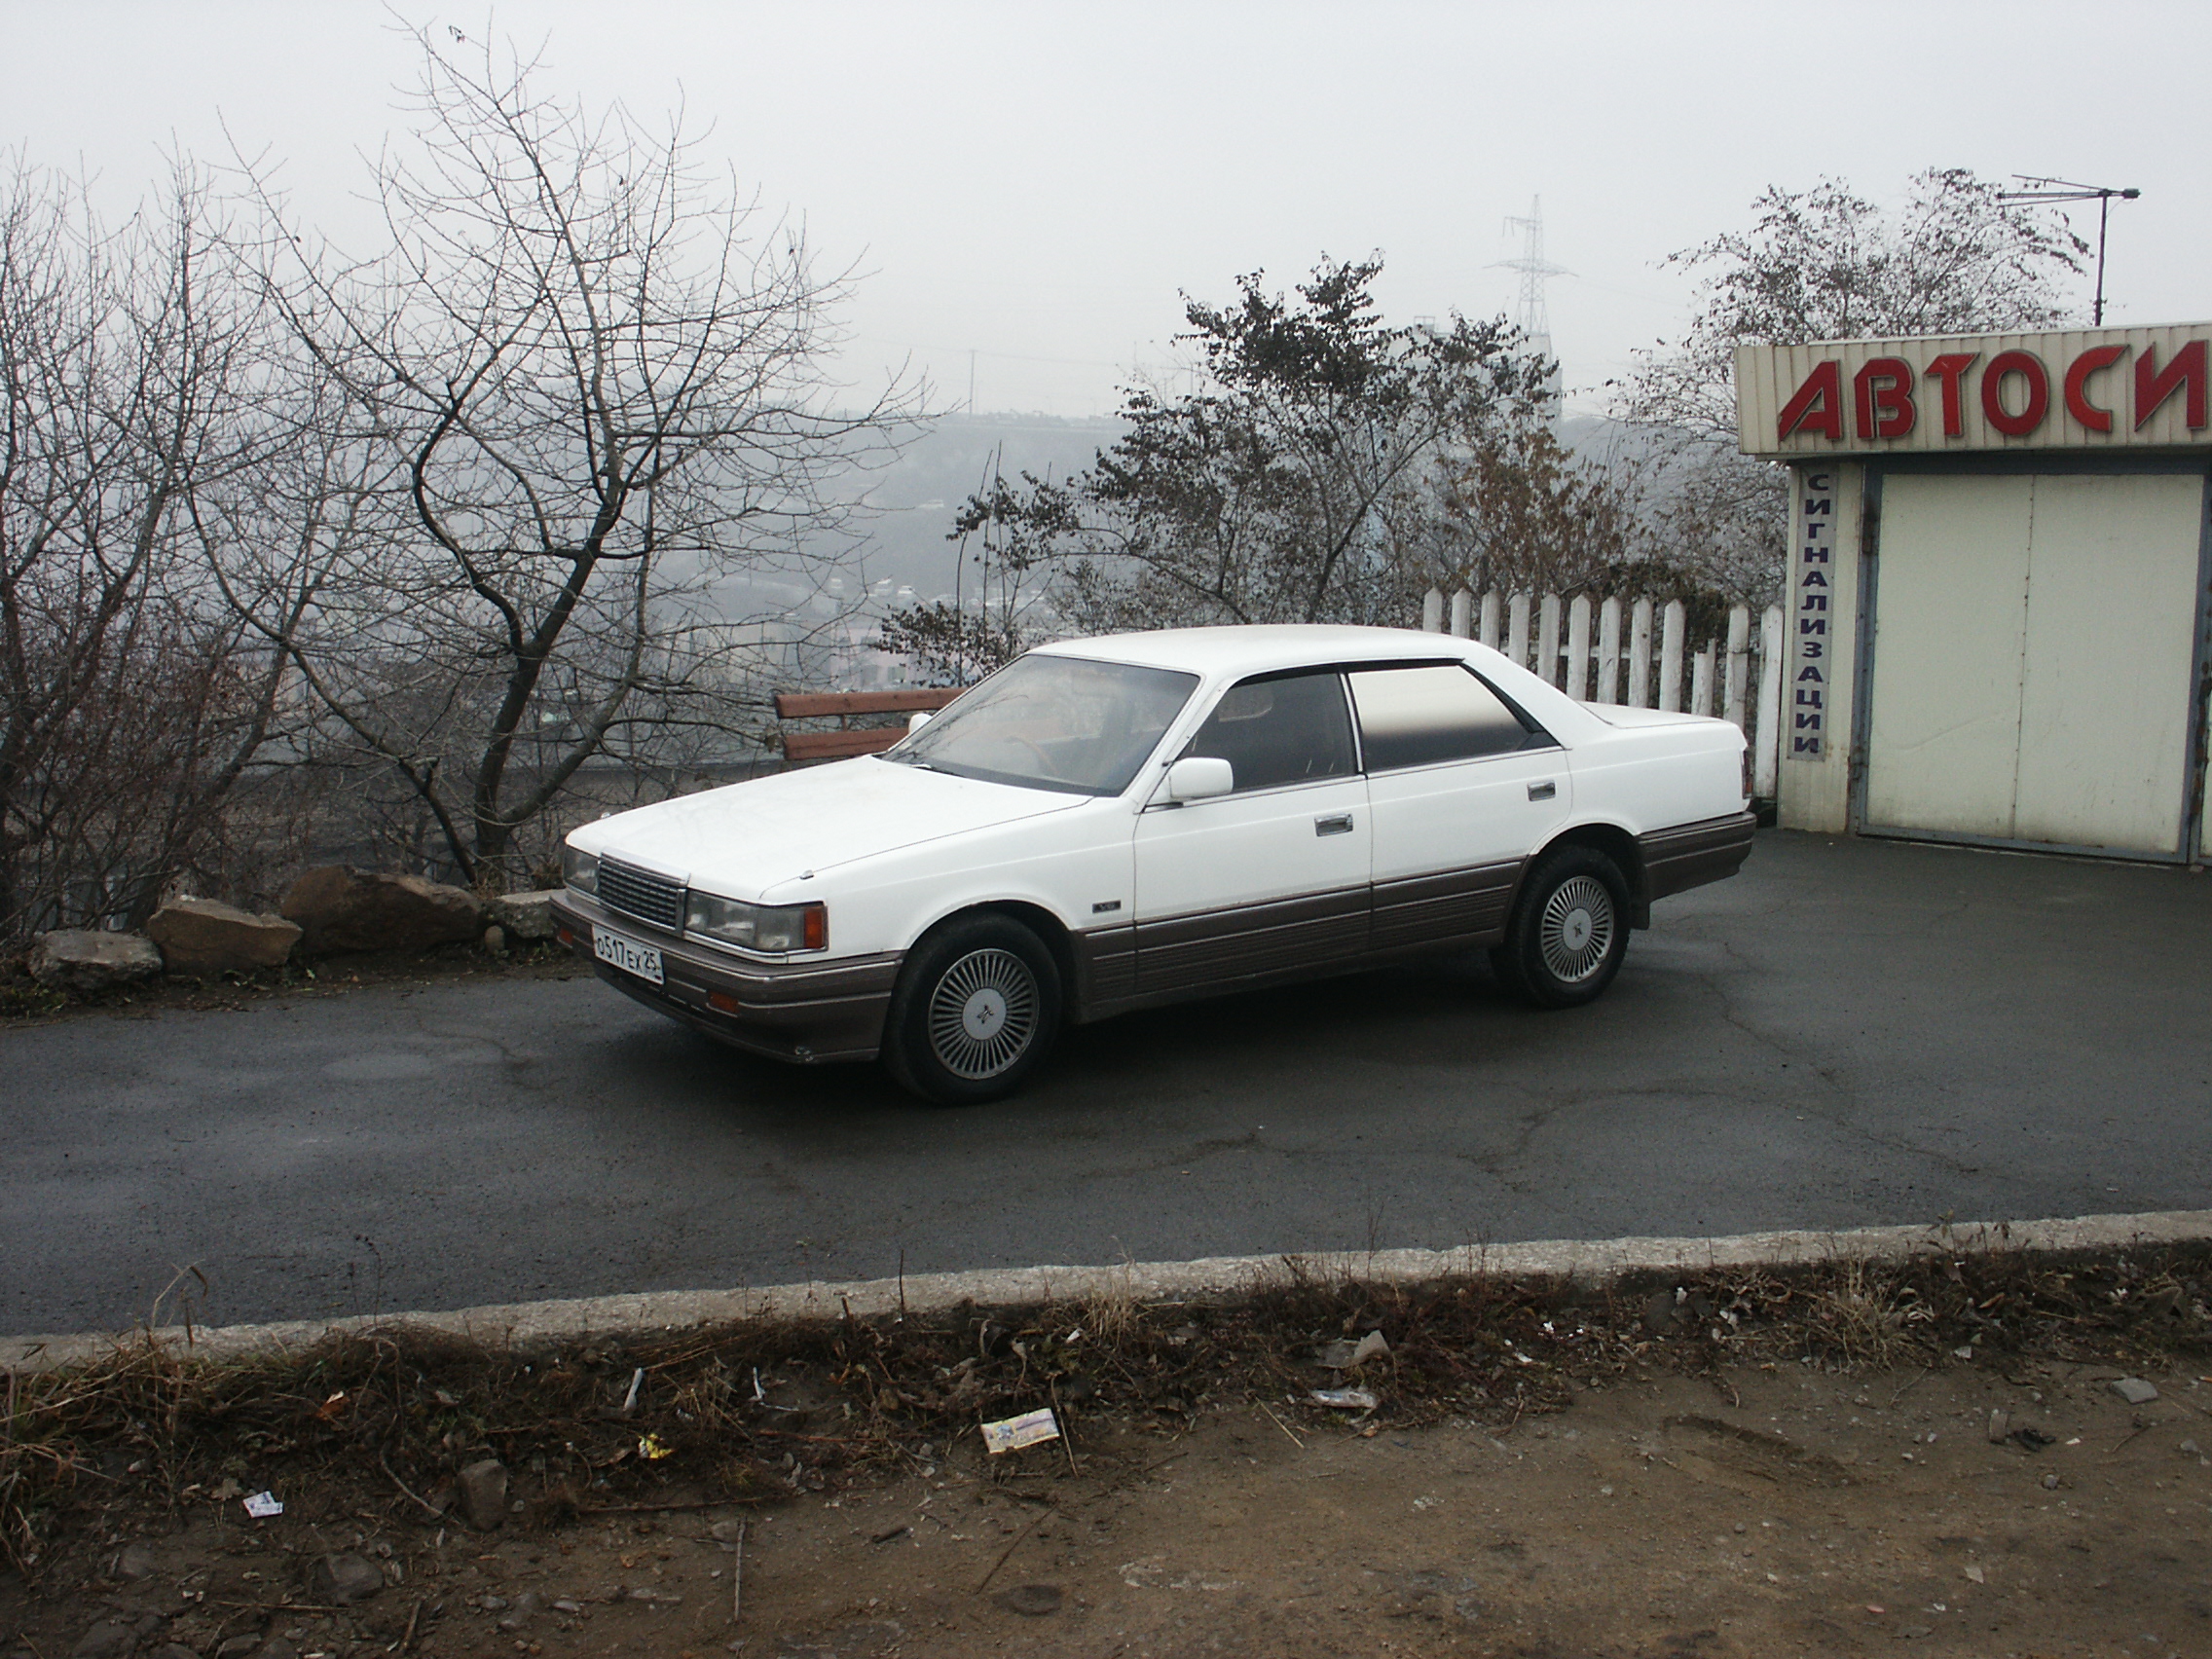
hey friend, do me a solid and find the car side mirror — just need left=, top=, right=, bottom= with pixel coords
left=1166, top=756, right=1235, bottom=801
left=906, top=710, right=933, bottom=733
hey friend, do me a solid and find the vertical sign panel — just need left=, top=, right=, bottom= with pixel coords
left=1789, top=470, right=1839, bottom=757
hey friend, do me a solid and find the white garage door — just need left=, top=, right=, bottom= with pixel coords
left=1865, top=470, right=2208, bottom=858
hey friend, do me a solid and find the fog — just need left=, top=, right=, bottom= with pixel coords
left=14, top=1, right=2206, bottom=422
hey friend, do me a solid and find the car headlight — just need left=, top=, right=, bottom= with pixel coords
left=683, top=893, right=828, bottom=953
left=562, top=844, right=599, bottom=896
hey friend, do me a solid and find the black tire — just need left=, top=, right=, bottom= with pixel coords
left=881, top=914, right=1063, bottom=1105
left=1491, top=844, right=1630, bottom=1010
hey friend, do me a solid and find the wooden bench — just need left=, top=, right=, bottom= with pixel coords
left=773, top=686, right=965, bottom=763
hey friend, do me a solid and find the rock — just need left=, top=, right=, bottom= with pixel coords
left=1985, top=1409, right=2009, bottom=1445
left=487, top=889, right=561, bottom=940
left=214, top=1637, right=262, bottom=1659
left=146, top=897, right=301, bottom=974
left=2110, top=1376, right=2159, bottom=1405
left=112, top=1540, right=158, bottom=1580
left=71, top=1623, right=134, bottom=1659
left=30, top=930, right=164, bottom=992
left=711, top=1519, right=747, bottom=1544
left=251, top=1642, right=299, bottom=1659
left=497, top=1591, right=545, bottom=1631
left=995, top=1583, right=1064, bottom=1617
left=2041, top=1471, right=2062, bottom=1490
left=279, top=866, right=483, bottom=956
left=456, top=1457, right=508, bottom=1530
left=307, top=1550, right=385, bottom=1604
left=481, top=924, right=507, bottom=956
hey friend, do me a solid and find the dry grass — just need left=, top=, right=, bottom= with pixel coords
left=5, top=1241, right=2209, bottom=1593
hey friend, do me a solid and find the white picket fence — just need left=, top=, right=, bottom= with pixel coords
left=1419, top=587, right=1788, bottom=796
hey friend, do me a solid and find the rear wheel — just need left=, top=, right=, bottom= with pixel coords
left=882, top=914, right=1063, bottom=1104
left=1492, top=845, right=1630, bottom=1009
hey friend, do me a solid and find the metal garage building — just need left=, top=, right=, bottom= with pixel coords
left=1738, top=322, right=2212, bottom=863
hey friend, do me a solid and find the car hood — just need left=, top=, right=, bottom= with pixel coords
left=571, top=757, right=1088, bottom=900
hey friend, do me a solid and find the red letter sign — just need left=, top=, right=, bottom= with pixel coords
left=1922, top=352, right=1977, bottom=437
left=2135, top=340, right=2209, bottom=431
left=1853, top=357, right=1916, bottom=439
left=1778, top=360, right=1844, bottom=442
left=1981, top=350, right=2049, bottom=437
left=2063, top=346, right=2128, bottom=432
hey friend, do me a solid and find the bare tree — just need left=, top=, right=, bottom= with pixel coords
left=912, top=259, right=1541, bottom=649
left=234, top=26, right=915, bottom=886
left=1619, top=168, right=2088, bottom=605
left=0, top=157, right=293, bottom=941
left=1423, top=418, right=1641, bottom=599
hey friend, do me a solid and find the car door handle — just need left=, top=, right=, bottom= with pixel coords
left=1527, top=781, right=1557, bottom=801
left=1314, top=812, right=1354, bottom=836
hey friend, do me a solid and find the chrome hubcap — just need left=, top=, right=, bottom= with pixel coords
left=927, top=948, right=1039, bottom=1080
left=1537, top=875, right=1614, bottom=984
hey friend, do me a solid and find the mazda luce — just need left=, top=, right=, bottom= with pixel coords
left=551, top=625, right=1755, bottom=1103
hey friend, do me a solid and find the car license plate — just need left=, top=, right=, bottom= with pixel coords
left=592, top=924, right=663, bottom=986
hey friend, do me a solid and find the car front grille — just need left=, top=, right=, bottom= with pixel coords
left=597, top=859, right=685, bottom=932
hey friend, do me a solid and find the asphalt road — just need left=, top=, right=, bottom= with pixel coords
left=11, top=830, right=2212, bottom=1339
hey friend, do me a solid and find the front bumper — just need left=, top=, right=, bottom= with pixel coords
left=550, top=893, right=900, bottom=1064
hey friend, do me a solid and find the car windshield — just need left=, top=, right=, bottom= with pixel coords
left=881, top=653, right=1198, bottom=795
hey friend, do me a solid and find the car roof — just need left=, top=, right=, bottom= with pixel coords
left=1031, top=624, right=1479, bottom=680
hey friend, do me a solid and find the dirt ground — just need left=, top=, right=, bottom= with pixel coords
left=9, top=1253, right=2212, bottom=1659
left=0, top=940, right=578, bottom=1028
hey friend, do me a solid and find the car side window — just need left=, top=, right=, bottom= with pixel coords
left=1182, top=670, right=1357, bottom=793
left=1347, top=664, right=1541, bottom=771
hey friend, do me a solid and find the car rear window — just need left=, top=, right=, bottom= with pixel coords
left=1347, top=664, right=1540, bottom=770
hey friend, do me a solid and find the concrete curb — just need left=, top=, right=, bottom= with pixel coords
left=14, top=1207, right=2212, bottom=1375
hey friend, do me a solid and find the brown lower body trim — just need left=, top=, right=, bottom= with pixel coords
left=1131, top=884, right=1368, bottom=998
left=1072, top=923, right=1136, bottom=1008
left=551, top=894, right=899, bottom=1063
left=1079, top=932, right=1490, bottom=1023
left=1371, top=859, right=1521, bottom=951
left=1078, top=867, right=1517, bottom=1019
left=1640, top=810, right=1758, bottom=903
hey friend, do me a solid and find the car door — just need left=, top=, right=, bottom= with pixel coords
left=1348, top=663, right=1571, bottom=950
left=1131, top=669, right=1371, bottom=996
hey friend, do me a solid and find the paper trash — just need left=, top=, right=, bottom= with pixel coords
left=242, top=1491, right=284, bottom=1518
left=979, top=1407, right=1060, bottom=1455
left=1309, top=1388, right=1380, bottom=1412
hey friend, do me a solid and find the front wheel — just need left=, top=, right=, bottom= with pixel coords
left=882, top=914, right=1063, bottom=1105
left=1492, top=845, right=1630, bottom=1010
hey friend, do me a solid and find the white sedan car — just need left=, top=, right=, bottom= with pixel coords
left=551, top=625, right=1753, bottom=1103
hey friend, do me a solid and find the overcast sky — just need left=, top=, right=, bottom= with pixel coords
left=13, top=1, right=2207, bottom=419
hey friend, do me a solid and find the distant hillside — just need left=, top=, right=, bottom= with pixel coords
left=692, top=408, right=1699, bottom=638
left=840, top=411, right=1123, bottom=599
